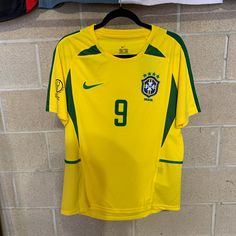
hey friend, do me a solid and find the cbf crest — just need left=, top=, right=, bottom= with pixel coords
left=141, top=72, right=160, bottom=101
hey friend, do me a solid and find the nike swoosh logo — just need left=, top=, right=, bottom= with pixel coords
left=83, top=82, right=103, bottom=89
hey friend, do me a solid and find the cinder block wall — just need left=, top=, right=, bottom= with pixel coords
left=0, top=1, right=236, bottom=235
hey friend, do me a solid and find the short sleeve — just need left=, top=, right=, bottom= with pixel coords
left=175, top=39, right=201, bottom=129
left=46, top=44, right=68, bottom=126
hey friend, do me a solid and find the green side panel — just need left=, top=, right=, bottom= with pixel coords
left=159, top=159, right=183, bottom=164
left=65, top=70, right=79, bottom=141
left=161, top=75, right=178, bottom=147
left=79, top=45, right=101, bottom=55
left=46, top=48, right=56, bottom=112
left=167, top=31, right=201, bottom=112
left=65, top=159, right=81, bottom=164
left=144, top=44, right=165, bottom=58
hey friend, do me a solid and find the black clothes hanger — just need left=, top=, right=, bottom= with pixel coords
left=94, top=5, right=152, bottom=58
left=94, top=5, right=152, bottom=30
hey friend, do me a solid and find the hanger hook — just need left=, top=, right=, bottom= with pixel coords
left=119, top=0, right=122, bottom=8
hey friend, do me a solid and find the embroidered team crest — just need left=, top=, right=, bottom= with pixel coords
left=141, top=72, right=160, bottom=100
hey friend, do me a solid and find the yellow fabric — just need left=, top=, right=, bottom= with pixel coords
left=46, top=24, right=200, bottom=221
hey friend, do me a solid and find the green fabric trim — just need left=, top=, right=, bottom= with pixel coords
left=144, top=44, right=165, bottom=58
left=79, top=45, right=101, bottom=55
left=46, top=30, right=81, bottom=112
left=159, top=159, right=183, bottom=164
left=46, top=48, right=56, bottom=112
left=167, top=31, right=201, bottom=112
left=65, top=70, right=79, bottom=141
left=65, top=159, right=81, bottom=164
left=161, top=75, right=178, bottom=147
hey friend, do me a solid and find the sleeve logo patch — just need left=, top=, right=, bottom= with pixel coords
left=56, top=79, right=64, bottom=93
left=55, top=79, right=64, bottom=101
left=141, top=72, right=160, bottom=101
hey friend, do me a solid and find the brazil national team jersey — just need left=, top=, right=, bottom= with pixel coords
left=46, top=24, right=201, bottom=221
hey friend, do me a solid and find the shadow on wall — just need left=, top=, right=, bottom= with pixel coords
left=0, top=204, right=3, bottom=236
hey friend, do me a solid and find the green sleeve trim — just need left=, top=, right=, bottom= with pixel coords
left=46, top=48, right=56, bottom=112
left=161, top=75, right=178, bottom=147
left=65, top=70, right=79, bottom=142
left=159, top=159, right=183, bottom=164
left=46, top=30, right=81, bottom=112
left=65, top=159, right=81, bottom=164
left=167, top=31, right=201, bottom=113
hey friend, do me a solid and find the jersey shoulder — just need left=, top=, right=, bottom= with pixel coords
left=165, top=30, right=188, bottom=53
left=150, top=25, right=185, bottom=60
left=56, top=25, right=101, bottom=59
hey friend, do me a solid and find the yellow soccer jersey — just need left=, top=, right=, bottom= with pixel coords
left=46, top=24, right=201, bottom=221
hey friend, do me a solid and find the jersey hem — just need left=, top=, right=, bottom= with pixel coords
left=60, top=205, right=181, bottom=221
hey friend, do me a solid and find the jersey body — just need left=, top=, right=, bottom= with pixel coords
left=46, top=24, right=201, bottom=221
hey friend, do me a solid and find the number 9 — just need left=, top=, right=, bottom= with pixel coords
left=114, top=99, right=128, bottom=126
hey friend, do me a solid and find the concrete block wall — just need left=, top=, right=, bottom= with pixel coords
left=0, top=1, right=236, bottom=235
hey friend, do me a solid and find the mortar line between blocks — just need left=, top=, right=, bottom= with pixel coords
left=216, top=127, right=222, bottom=166
left=0, top=169, right=64, bottom=174
left=45, top=132, right=52, bottom=170
left=35, top=44, right=43, bottom=88
left=211, top=203, right=216, bottom=236
left=79, top=3, right=84, bottom=28
left=222, top=164, right=236, bottom=168
left=0, top=38, right=59, bottom=44
left=223, top=34, right=229, bottom=80
left=181, top=31, right=236, bottom=37
left=0, top=130, right=64, bottom=134
left=132, top=220, right=136, bottom=236
left=179, top=9, right=236, bottom=14
left=221, top=202, right=236, bottom=205
left=182, top=203, right=215, bottom=206
left=0, top=99, right=7, bottom=133
left=184, top=165, right=236, bottom=169
left=195, top=80, right=236, bottom=84
left=188, top=124, right=236, bottom=128
left=0, top=87, right=46, bottom=92
left=0, top=206, right=60, bottom=210
left=183, top=165, right=218, bottom=169
left=52, top=209, right=58, bottom=236
left=176, top=4, right=181, bottom=33
left=12, top=174, right=19, bottom=207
